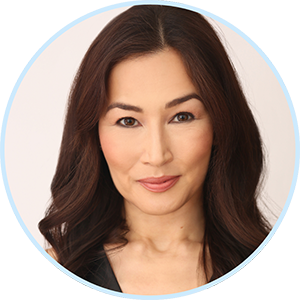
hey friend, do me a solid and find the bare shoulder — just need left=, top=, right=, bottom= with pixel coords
left=46, top=248, right=58, bottom=261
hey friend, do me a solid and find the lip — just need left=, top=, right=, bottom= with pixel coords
left=137, top=176, right=180, bottom=193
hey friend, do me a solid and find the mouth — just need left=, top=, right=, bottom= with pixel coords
left=137, top=176, right=181, bottom=193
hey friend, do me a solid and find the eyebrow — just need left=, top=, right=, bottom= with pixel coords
left=106, top=93, right=201, bottom=113
left=165, top=93, right=202, bottom=109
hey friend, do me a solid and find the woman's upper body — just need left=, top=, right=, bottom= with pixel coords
left=39, top=5, right=271, bottom=296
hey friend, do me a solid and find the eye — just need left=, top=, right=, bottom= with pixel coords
left=117, top=117, right=140, bottom=127
left=171, top=112, right=195, bottom=123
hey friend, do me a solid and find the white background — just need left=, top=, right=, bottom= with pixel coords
left=0, top=0, right=300, bottom=300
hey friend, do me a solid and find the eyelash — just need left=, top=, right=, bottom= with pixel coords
left=116, top=112, right=195, bottom=128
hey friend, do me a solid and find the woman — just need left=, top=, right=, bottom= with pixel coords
left=39, top=5, right=271, bottom=295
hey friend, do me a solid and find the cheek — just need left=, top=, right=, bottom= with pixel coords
left=186, top=143, right=212, bottom=178
left=172, top=125, right=213, bottom=164
left=182, top=130, right=213, bottom=197
left=192, top=131, right=213, bottom=162
left=99, top=130, right=138, bottom=175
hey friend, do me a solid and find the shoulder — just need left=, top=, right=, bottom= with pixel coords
left=46, top=248, right=58, bottom=261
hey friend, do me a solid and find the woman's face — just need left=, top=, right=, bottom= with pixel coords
left=99, top=48, right=213, bottom=216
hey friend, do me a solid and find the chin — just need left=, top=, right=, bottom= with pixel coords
left=124, top=193, right=189, bottom=216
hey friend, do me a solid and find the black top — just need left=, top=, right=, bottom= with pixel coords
left=85, top=245, right=122, bottom=292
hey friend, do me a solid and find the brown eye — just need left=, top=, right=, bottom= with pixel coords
left=172, top=112, right=194, bottom=123
left=118, top=117, right=139, bottom=127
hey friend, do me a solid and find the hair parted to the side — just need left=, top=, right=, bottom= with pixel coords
left=39, top=5, right=271, bottom=283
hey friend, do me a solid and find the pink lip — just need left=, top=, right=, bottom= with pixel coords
left=137, top=176, right=180, bottom=193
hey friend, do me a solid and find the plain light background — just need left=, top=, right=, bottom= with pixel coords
left=0, top=0, right=300, bottom=299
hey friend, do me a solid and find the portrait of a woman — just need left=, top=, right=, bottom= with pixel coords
left=38, top=5, right=271, bottom=295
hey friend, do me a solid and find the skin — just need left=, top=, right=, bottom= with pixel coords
left=98, top=48, right=214, bottom=295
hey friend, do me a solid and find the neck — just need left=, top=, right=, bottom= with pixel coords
left=124, top=196, right=205, bottom=252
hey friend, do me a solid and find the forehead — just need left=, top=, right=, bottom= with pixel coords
left=107, top=48, right=198, bottom=105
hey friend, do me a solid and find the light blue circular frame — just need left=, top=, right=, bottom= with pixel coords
left=1, top=0, right=299, bottom=299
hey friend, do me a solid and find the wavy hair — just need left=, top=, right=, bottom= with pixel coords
left=39, top=5, right=271, bottom=283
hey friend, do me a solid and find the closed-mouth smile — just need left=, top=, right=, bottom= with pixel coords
left=137, top=176, right=180, bottom=193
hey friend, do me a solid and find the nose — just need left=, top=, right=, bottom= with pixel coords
left=140, top=125, right=173, bottom=167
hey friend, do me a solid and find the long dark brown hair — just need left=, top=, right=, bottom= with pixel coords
left=39, top=5, right=271, bottom=284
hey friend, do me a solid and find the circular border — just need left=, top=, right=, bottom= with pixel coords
left=1, top=1, right=299, bottom=299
